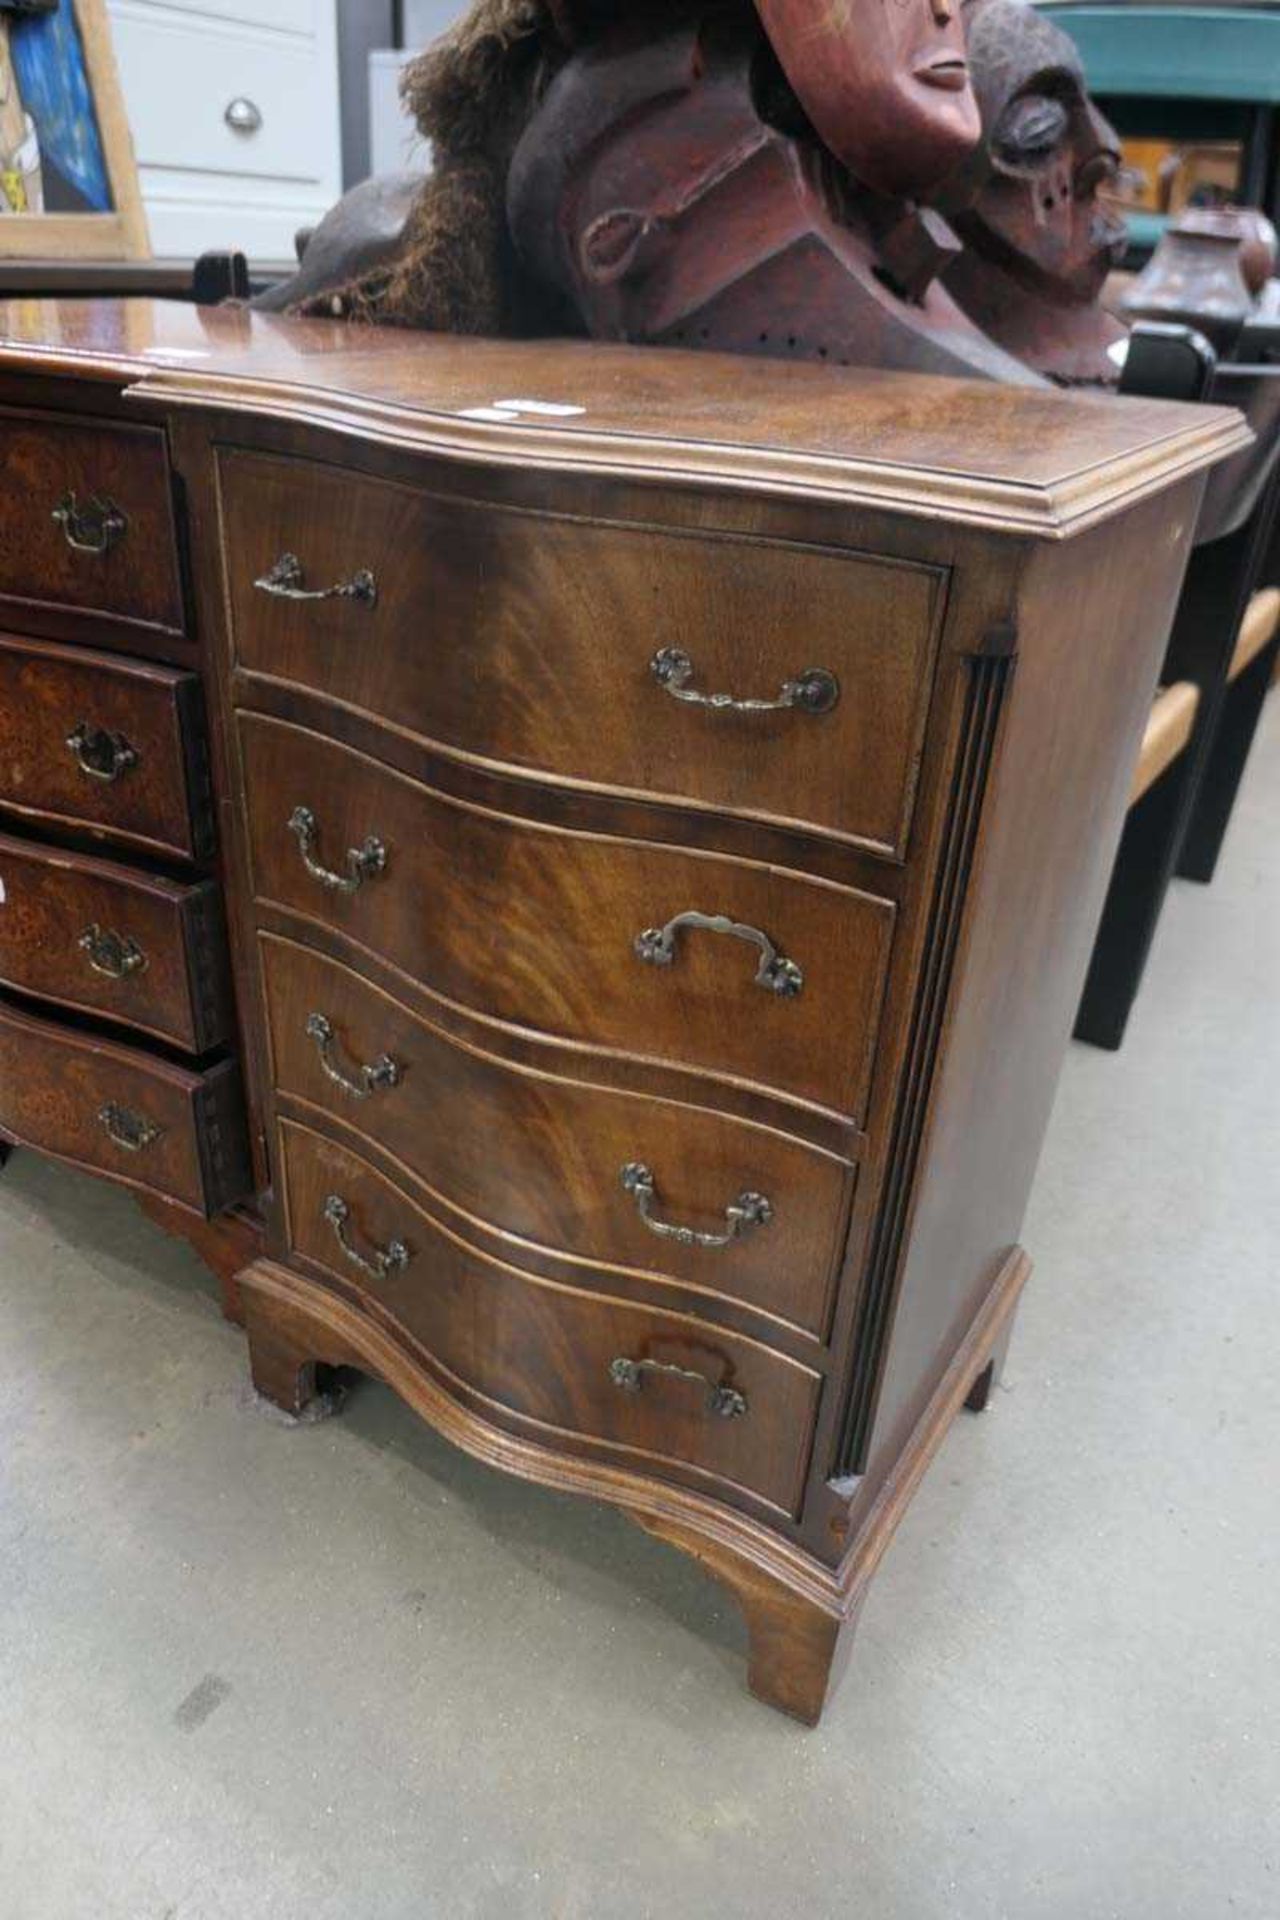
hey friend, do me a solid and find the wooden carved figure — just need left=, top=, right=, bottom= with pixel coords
left=267, top=0, right=1038, bottom=383
left=505, top=1, right=1038, bottom=381
left=752, top=0, right=980, bottom=199
left=942, top=0, right=1129, bottom=385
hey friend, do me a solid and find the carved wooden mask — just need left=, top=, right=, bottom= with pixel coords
left=956, top=0, right=1126, bottom=306
left=752, top=0, right=982, bottom=199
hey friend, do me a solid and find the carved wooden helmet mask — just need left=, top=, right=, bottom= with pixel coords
left=549, top=0, right=985, bottom=200
left=751, top=0, right=983, bottom=199
left=952, top=0, right=1127, bottom=304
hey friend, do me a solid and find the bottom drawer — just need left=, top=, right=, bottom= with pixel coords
left=280, top=1120, right=822, bottom=1518
left=0, top=998, right=250, bottom=1217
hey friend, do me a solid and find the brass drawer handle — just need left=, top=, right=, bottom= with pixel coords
left=306, top=1013, right=401, bottom=1101
left=634, top=910, right=803, bottom=997
left=255, top=552, right=378, bottom=608
left=620, top=1162, right=772, bottom=1250
left=53, top=491, right=127, bottom=557
left=609, top=1355, right=748, bottom=1420
left=287, top=806, right=387, bottom=895
left=651, top=647, right=839, bottom=716
left=66, top=722, right=139, bottom=784
left=98, top=1102, right=163, bottom=1153
left=79, top=924, right=147, bottom=980
left=323, top=1193, right=410, bottom=1282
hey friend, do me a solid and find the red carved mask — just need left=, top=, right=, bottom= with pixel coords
left=753, top=0, right=982, bottom=199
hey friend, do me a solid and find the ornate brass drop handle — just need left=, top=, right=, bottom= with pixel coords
left=79, top=924, right=147, bottom=980
left=651, top=647, right=839, bottom=716
left=254, top=552, right=378, bottom=608
left=287, top=806, right=387, bottom=895
left=66, top=722, right=139, bottom=784
left=53, top=491, right=127, bottom=557
left=634, top=910, right=803, bottom=997
left=98, top=1103, right=163, bottom=1153
left=306, top=1013, right=401, bottom=1101
left=620, top=1162, right=772, bottom=1250
left=323, top=1194, right=410, bottom=1281
left=609, top=1355, right=748, bottom=1420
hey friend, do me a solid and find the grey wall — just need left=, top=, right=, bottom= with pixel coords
left=337, top=0, right=397, bottom=188
left=338, top=0, right=464, bottom=188
left=402, top=1, right=467, bottom=48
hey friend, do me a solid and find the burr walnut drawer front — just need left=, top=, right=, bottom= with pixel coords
left=0, top=635, right=212, bottom=863
left=222, top=448, right=944, bottom=859
left=280, top=1120, right=822, bottom=1517
left=0, top=831, right=232, bottom=1053
left=240, top=715, right=896, bottom=1122
left=261, top=934, right=854, bottom=1340
left=0, top=409, right=183, bottom=634
left=0, top=998, right=250, bottom=1217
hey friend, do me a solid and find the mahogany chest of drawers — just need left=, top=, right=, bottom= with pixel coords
left=0, top=361, right=249, bottom=1226
left=0, top=301, right=1249, bottom=1724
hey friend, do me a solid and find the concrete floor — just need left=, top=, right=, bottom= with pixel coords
left=1, top=709, right=1277, bottom=1920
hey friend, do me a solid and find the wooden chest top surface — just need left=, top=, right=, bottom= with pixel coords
left=0, top=297, right=1251, bottom=539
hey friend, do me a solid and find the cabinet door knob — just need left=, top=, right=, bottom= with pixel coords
left=225, top=96, right=263, bottom=135
left=53, top=491, right=128, bottom=557
left=634, top=910, right=804, bottom=997
left=79, top=924, right=147, bottom=980
left=66, top=722, right=139, bottom=784
left=287, top=806, right=387, bottom=895
left=306, top=1013, right=401, bottom=1100
left=651, top=647, right=839, bottom=716
left=620, top=1162, right=772, bottom=1250
left=323, top=1194, right=410, bottom=1282
left=609, top=1356, right=748, bottom=1420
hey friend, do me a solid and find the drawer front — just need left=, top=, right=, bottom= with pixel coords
left=0, top=409, right=182, bottom=633
left=0, top=635, right=212, bottom=863
left=262, top=934, right=852, bottom=1339
left=111, top=0, right=319, bottom=34
left=241, top=715, right=895, bottom=1121
left=281, top=1120, right=822, bottom=1516
left=113, top=12, right=334, bottom=184
left=0, top=998, right=250, bottom=1216
left=0, top=831, right=232, bottom=1053
left=223, top=450, right=943, bottom=857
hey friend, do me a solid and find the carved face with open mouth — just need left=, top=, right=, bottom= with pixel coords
left=753, top=0, right=982, bottom=200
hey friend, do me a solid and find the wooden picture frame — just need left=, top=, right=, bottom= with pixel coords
left=0, top=0, right=147, bottom=259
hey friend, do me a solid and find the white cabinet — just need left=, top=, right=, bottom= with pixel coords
left=108, top=0, right=341, bottom=263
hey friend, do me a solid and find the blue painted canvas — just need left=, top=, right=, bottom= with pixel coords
left=10, top=4, right=112, bottom=213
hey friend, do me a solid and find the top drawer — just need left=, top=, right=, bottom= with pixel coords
left=112, top=10, right=334, bottom=185
left=0, top=409, right=183, bottom=637
left=221, top=450, right=944, bottom=860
